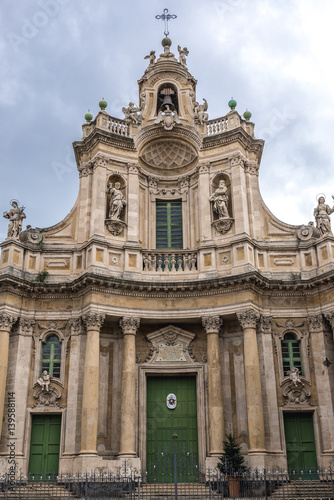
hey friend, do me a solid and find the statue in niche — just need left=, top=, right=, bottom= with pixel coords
left=144, top=50, right=156, bottom=67
left=37, top=370, right=51, bottom=392
left=177, top=45, right=189, bottom=66
left=107, top=182, right=126, bottom=220
left=194, top=98, right=208, bottom=124
left=210, top=180, right=230, bottom=218
left=313, top=195, right=334, bottom=235
left=3, top=200, right=26, bottom=239
left=122, top=102, right=142, bottom=124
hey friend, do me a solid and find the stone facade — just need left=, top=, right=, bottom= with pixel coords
left=1, top=37, right=334, bottom=475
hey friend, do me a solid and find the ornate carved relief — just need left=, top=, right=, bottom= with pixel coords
left=144, top=325, right=197, bottom=364
left=18, top=318, right=35, bottom=335
left=32, top=374, right=63, bottom=408
left=280, top=368, right=312, bottom=407
left=307, top=314, right=324, bottom=333
left=325, top=311, right=334, bottom=330
left=140, top=139, right=197, bottom=170
left=78, top=161, right=94, bottom=178
left=259, top=315, right=273, bottom=334
left=212, top=218, right=234, bottom=235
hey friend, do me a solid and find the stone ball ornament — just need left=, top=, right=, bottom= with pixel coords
left=84, top=111, right=93, bottom=122
left=161, top=37, right=172, bottom=47
left=243, top=110, right=252, bottom=121
left=228, top=98, right=237, bottom=110
left=99, top=99, right=108, bottom=110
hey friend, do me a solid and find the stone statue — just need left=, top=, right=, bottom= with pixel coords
left=144, top=50, right=156, bottom=67
left=122, top=102, right=142, bottom=124
left=107, top=182, right=126, bottom=219
left=3, top=201, right=26, bottom=239
left=210, top=180, right=230, bottom=218
left=194, top=98, right=208, bottom=124
left=313, top=196, right=334, bottom=235
left=177, top=45, right=189, bottom=66
left=287, top=367, right=303, bottom=387
left=37, top=370, right=51, bottom=392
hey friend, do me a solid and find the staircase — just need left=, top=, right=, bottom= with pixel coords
left=270, top=479, right=334, bottom=500
left=0, top=481, right=78, bottom=500
left=133, top=481, right=212, bottom=499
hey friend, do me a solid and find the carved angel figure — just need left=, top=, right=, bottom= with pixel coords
left=37, top=370, right=51, bottom=392
left=144, top=50, right=156, bottom=66
left=3, top=200, right=26, bottom=239
left=194, top=98, right=208, bottom=124
left=122, top=102, right=142, bottom=124
left=177, top=45, right=189, bottom=66
left=313, top=196, right=334, bottom=235
left=107, top=182, right=126, bottom=220
left=209, top=180, right=230, bottom=218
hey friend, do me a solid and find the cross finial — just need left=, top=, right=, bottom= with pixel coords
left=155, top=8, right=177, bottom=37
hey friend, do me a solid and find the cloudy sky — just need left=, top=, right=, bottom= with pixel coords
left=1, top=0, right=334, bottom=240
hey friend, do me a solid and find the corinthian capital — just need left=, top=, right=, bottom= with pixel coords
left=202, top=315, right=222, bottom=334
left=307, top=314, right=324, bottom=333
left=19, top=318, right=35, bottom=335
left=0, top=313, right=18, bottom=332
left=120, top=316, right=140, bottom=335
left=237, top=309, right=260, bottom=329
left=82, top=313, right=105, bottom=331
left=325, top=311, right=334, bottom=330
left=259, top=315, right=273, bottom=334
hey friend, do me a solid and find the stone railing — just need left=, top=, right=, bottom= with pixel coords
left=142, top=250, right=198, bottom=273
left=206, top=116, right=229, bottom=136
left=108, top=117, right=130, bottom=136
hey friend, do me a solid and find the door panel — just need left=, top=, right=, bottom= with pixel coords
left=284, top=412, right=317, bottom=470
left=29, top=414, right=61, bottom=475
left=147, top=376, right=198, bottom=479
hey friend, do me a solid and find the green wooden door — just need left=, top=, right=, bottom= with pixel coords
left=29, top=414, right=61, bottom=475
left=284, top=413, right=317, bottom=470
left=147, top=376, right=198, bottom=479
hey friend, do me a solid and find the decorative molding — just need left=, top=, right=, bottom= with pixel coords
left=145, top=325, right=196, bottom=364
left=0, top=313, right=18, bottom=332
left=325, top=311, right=334, bottom=330
left=237, top=309, right=260, bottom=329
left=78, top=162, right=94, bottom=178
left=202, top=315, right=222, bottom=334
left=280, top=368, right=312, bottom=407
left=120, top=316, right=140, bottom=335
left=82, top=313, right=105, bottom=331
left=198, top=163, right=210, bottom=174
left=127, top=163, right=140, bottom=174
left=69, top=318, right=82, bottom=336
left=244, top=161, right=259, bottom=175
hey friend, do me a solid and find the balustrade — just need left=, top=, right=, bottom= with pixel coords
left=143, top=250, right=197, bottom=273
left=206, top=116, right=229, bottom=136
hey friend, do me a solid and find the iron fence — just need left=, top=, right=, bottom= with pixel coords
left=1, top=466, right=334, bottom=499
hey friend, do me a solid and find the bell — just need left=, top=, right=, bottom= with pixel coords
left=160, top=94, right=175, bottom=112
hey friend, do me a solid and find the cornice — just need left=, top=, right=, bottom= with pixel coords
left=73, top=128, right=136, bottom=161
left=202, top=127, right=264, bottom=158
left=1, top=268, right=334, bottom=300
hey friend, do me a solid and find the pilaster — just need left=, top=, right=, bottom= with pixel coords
left=202, top=315, right=224, bottom=456
left=119, top=316, right=140, bottom=458
left=0, top=313, right=17, bottom=439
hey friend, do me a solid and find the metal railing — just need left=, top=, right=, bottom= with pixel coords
left=1, top=467, right=334, bottom=499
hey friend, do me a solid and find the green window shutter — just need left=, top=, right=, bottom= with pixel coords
left=281, top=333, right=303, bottom=376
left=41, top=335, right=61, bottom=378
left=156, top=200, right=183, bottom=249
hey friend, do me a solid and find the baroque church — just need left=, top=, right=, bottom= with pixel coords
left=1, top=33, right=334, bottom=477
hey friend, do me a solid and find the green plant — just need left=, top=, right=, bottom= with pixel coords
left=35, top=271, right=49, bottom=282
left=217, top=434, right=247, bottom=474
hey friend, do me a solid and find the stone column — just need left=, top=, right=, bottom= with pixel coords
left=202, top=315, right=224, bottom=456
left=119, top=316, right=140, bottom=458
left=0, top=313, right=17, bottom=439
left=80, top=313, right=105, bottom=455
left=237, top=309, right=266, bottom=453
left=309, top=314, right=334, bottom=455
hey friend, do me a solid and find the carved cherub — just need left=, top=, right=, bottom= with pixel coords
left=144, top=50, right=156, bottom=66
left=37, top=370, right=51, bottom=392
left=287, top=367, right=303, bottom=387
left=177, top=45, right=189, bottom=66
left=122, top=102, right=142, bottom=124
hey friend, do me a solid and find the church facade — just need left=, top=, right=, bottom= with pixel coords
left=1, top=36, right=334, bottom=476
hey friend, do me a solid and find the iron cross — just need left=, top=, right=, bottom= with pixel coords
left=155, top=8, right=177, bottom=37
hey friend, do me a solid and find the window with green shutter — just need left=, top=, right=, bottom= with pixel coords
left=41, top=335, right=61, bottom=378
left=156, top=200, right=183, bottom=249
left=281, top=333, right=303, bottom=376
